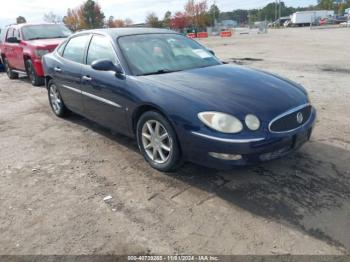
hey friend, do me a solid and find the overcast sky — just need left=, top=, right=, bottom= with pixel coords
left=0, top=0, right=317, bottom=27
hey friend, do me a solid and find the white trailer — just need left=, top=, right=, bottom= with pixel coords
left=291, top=10, right=334, bottom=26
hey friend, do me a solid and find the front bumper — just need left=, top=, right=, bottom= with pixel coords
left=180, top=108, right=316, bottom=169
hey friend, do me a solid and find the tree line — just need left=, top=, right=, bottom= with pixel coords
left=13, top=0, right=350, bottom=31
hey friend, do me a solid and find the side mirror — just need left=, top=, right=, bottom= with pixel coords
left=91, top=59, right=123, bottom=74
left=7, top=37, right=20, bottom=44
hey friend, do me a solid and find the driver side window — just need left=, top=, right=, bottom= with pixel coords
left=5, top=28, right=14, bottom=42
left=86, top=35, right=118, bottom=65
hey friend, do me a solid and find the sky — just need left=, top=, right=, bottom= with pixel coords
left=0, top=0, right=317, bottom=27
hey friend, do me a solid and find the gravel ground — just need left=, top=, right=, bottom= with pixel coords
left=0, top=27, right=349, bottom=255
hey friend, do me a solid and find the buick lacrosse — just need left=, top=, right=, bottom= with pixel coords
left=42, top=28, right=316, bottom=172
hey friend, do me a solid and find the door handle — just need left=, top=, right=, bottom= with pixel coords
left=82, top=75, right=92, bottom=81
left=54, top=67, right=62, bottom=72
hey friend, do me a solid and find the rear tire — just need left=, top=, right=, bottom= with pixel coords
left=4, top=58, right=18, bottom=79
left=26, top=59, right=44, bottom=86
left=136, top=111, right=182, bottom=172
left=48, top=80, right=69, bottom=117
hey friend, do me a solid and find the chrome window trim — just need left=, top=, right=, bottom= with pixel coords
left=191, top=131, right=265, bottom=143
left=61, top=85, right=122, bottom=108
left=268, top=103, right=311, bottom=134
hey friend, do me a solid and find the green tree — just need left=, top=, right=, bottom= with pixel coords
left=16, top=16, right=26, bottom=24
left=163, top=11, right=172, bottom=28
left=81, top=0, right=105, bottom=29
left=209, top=4, right=220, bottom=25
left=317, top=0, right=333, bottom=10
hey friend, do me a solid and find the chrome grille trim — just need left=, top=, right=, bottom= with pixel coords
left=268, top=103, right=311, bottom=133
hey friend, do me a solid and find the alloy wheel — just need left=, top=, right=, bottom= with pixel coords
left=49, top=84, right=62, bottom=114
left=141, top=120, right=172, bottom=164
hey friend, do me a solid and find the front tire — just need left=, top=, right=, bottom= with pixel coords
left=4, top=58, right=19, bottom=79
left=26, top=59, right=44, bottom=86
left=48, top=80, right=68, bottom=117
left=136, top=111, right=182, bottom=172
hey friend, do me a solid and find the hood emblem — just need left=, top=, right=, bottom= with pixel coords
left=297, top=112, right=303, bottom=124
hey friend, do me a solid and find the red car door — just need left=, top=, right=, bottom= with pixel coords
left=11, top=28, right=25, bottom=70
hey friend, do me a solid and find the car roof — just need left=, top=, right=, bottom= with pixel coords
left=75, top=28, right=179, bottom=38
left=6, top=23, right=61, bottom=29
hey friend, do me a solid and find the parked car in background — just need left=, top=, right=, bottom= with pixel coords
left=42, top=28, right=316, bottom=172
left=339, top=20, right=350, bottom=27
left=0, top=23, right=71, bottom=86
left=320, top=16, right=348, bottom=26
left=269, top=17, right=290, bottom=27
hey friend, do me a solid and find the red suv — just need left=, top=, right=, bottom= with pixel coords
left=0, top=23, right=71, bottom=86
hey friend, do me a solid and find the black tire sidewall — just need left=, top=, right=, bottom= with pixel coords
left=136, top=111, right=181, bottom=172
left=26, top=59, right=43, bottom=86
left=4, top=59, right=18, bottom=79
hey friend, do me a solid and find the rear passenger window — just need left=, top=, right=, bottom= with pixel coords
left=86, top=35, right=118, bottom=65
left=56, top=41, right=67, bottom=56
left=63, top=35, right=90, bottom=63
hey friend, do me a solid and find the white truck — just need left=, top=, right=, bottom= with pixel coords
left=290, top=10, right=334, bottom=26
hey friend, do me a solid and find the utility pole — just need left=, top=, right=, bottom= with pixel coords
left=212, top=0, right=216, bottom=28
left=279, top=0, right=282, bottom=21
left=275, top=0, right=278, bottom=22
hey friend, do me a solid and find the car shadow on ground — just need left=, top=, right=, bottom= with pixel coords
left=66, top=113, right=350, bottom=253
left=169, top=141, right=350, bottom=252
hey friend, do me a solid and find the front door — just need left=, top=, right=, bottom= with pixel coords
left=81, top=34, right=127, bottom=132
left=12, top=28, right=25, bottom=70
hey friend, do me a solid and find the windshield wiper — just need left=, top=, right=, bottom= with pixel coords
left=139, top=69, right=181, bottom=76
left=27, top=36, right=66, bottom=40
left=48, top=36, right=67, bottom=39
left=27, top=37, right=48, bottom=40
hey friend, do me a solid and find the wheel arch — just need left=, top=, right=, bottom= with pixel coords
left=132, top=103, right=169, bottom=135
left=132, top=103, right=182, bottom=154
left=45, top=75, right=53, bottom=89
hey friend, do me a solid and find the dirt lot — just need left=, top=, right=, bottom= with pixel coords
left=0, top=27, right=350, bottom=255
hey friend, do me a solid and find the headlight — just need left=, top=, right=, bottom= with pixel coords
left=245, top=114, right=260, bottom=131
left=35, top=49, right=50, bottom=58
left=198, top=112, right=243, bottom=133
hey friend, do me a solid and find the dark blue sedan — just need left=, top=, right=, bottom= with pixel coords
left=42, top=28, right=316, bottom=172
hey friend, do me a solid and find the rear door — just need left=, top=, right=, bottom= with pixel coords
left=80, top=34, right=128, bottom=132
left=54, top=34, right=91, bottom=114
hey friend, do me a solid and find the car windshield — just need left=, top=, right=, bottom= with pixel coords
left=118, top=33, right=221, bottom=76
left=22, top=24, right=72, bottom=40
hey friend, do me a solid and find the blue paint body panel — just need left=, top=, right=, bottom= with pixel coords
left=42, top=28, right=316, bottom=169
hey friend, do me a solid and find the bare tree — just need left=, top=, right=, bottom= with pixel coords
left=44, top=12, right=63, bottom=23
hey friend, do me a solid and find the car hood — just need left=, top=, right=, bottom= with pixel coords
left=140, top=64, right=308, bottom=122
left=25, top=38, right=65, bottom=50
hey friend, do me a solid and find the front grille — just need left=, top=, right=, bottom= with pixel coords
left=269, top=105, right=312, bottom=133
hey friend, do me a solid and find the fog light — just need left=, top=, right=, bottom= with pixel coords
left=209, top=152, right=242, bottom=161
